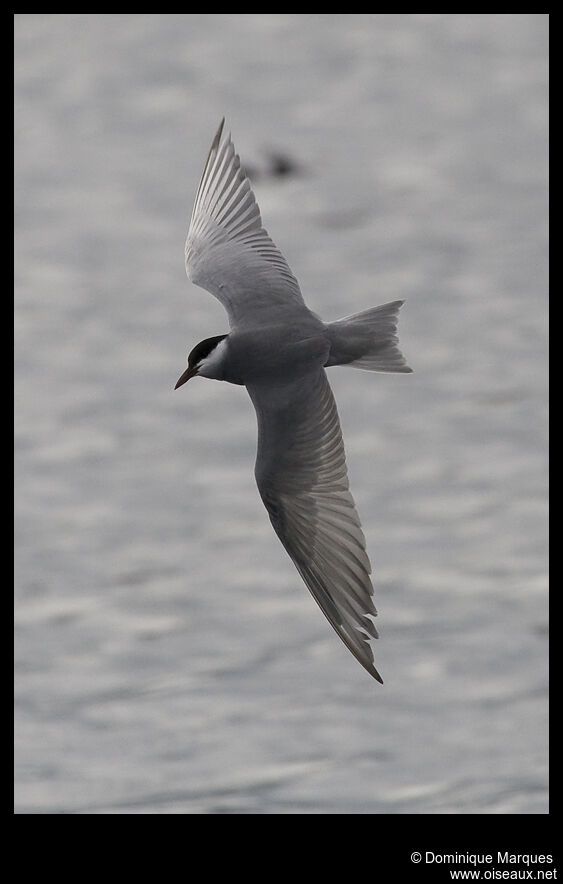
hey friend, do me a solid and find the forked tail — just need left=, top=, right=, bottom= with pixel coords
left=325, top=300, right=412, bottom=373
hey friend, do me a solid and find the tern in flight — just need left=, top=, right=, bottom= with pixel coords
left=176, top=120, right=411, bottom=682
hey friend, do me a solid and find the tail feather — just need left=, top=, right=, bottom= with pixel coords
left=325, top=300, right=412, bottom=373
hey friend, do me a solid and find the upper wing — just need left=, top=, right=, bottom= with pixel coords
left=185, top=120, right=307, bottom=330
left=247, top=369, right=383, bottom=683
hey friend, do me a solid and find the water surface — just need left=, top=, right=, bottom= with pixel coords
left=15, top=13, right=548, bottom=814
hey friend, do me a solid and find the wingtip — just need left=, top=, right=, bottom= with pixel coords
left=364, top=654, right=384, bottom=684
left=372, top=668, right=384, bottom=685
left=211, top=117, right=225, bottom=151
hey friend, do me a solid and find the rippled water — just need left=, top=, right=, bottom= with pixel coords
left=15, top=14, right=548, bottom=814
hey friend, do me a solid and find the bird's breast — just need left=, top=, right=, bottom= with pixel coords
left=224, top=323, right=330, bottom=386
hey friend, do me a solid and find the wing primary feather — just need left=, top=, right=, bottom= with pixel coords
left=191, top=118, right=225, bottom=224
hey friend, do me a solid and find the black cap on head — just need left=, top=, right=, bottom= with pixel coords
left=174, top=334, right=228, bottom=389
left=188, top=334, right=228, bottom=367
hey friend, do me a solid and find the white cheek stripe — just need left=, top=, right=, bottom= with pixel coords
left=199, top=336, right=228, bottom=377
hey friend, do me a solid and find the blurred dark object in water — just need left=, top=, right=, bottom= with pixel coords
left=243, top=149, right=302, bottom=183
left=267, top=151, right=300, bottom=178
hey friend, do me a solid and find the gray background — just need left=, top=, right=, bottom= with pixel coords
left=15, top=14, right=548, bottom=814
